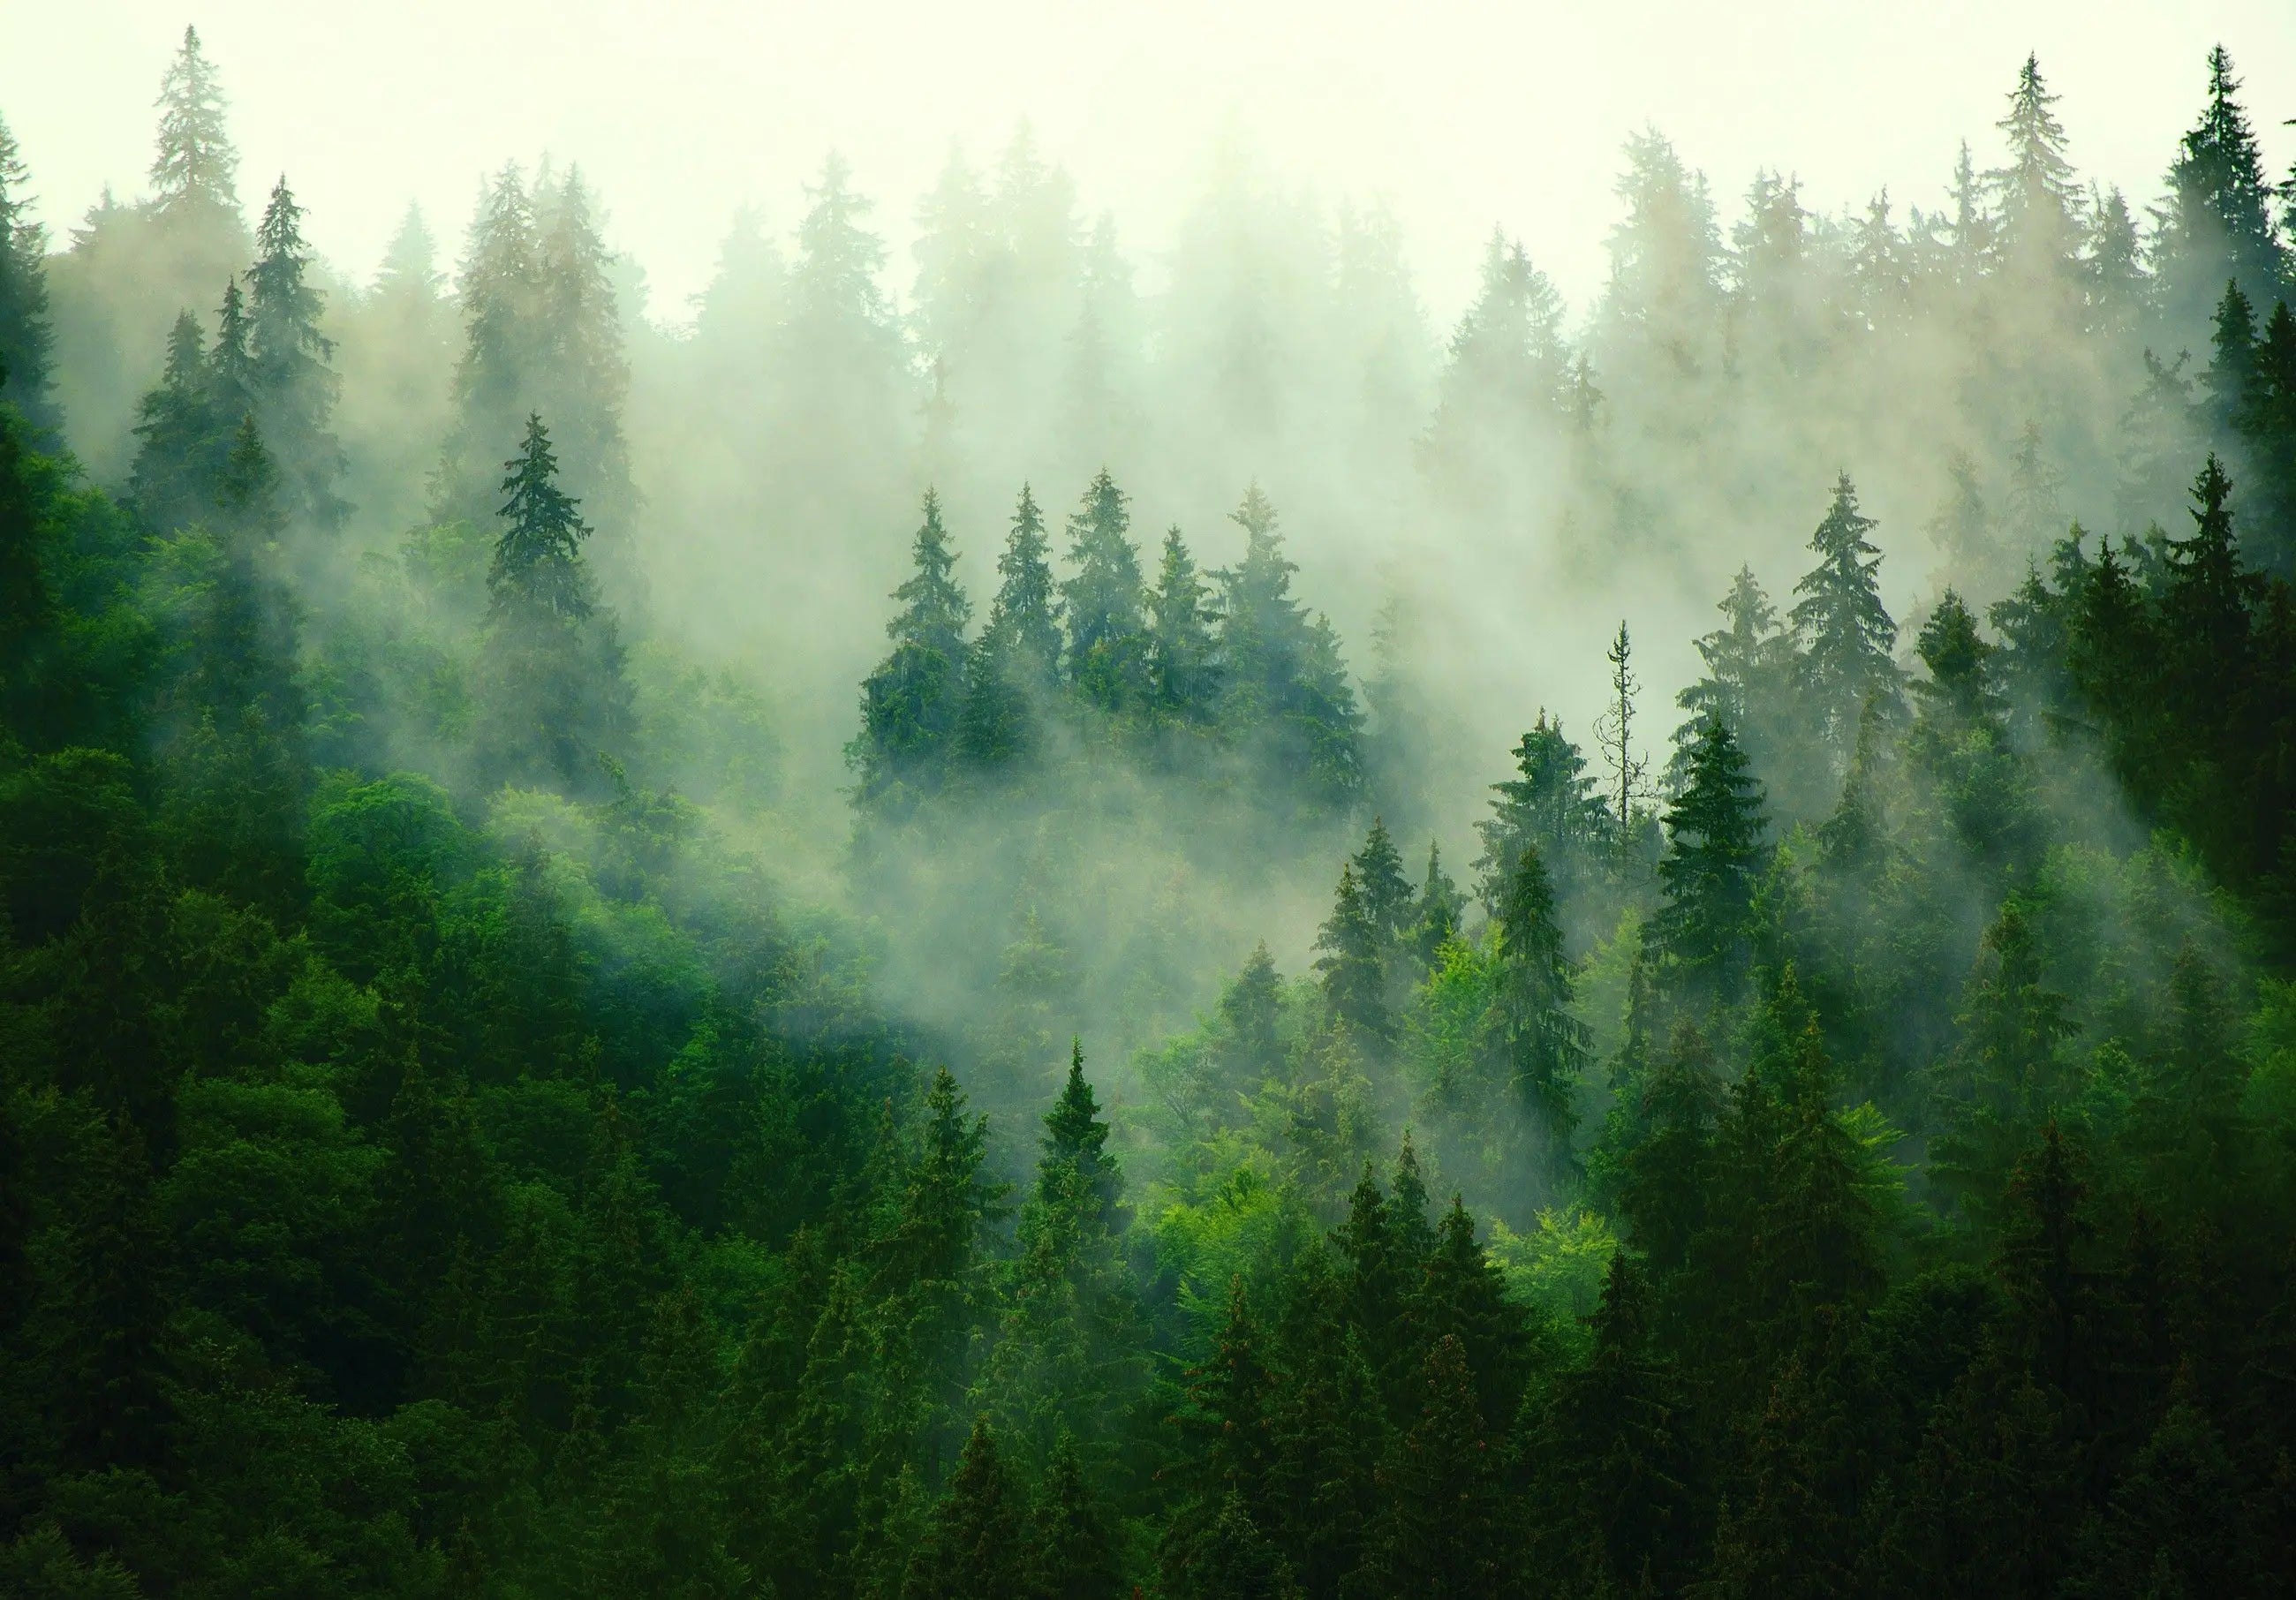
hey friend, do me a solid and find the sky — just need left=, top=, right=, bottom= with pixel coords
left=4, top=0, right=2294, bottom=329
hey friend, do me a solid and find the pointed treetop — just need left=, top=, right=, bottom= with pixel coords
left=489, top=412, right=593, bottom=621
left=150, top=25, right=238, bottom=215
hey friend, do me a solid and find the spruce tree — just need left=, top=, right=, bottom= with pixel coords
left=1409, top=840, right=1464, bottom=970
left=1061, top=469, right=1146, bottom=713
left=128, top=311, right=222, bottom=531
left=245, top=177, right=344, bottom=529
left=1652, top=714, right=1767, bottom=984
left=902, top=1418, right=1031, bottom=1600
left=478, top=414, right=629, bottom=790
left=1989, top=55, right=2081, bottom=283
left=148, top=26, right=238, bottom=220
left=488, top=413, right=595, bottom=623
left=1472, top=713, right=1606, bottom=915
left=2156, top=46, right=2287, bottom=336
left=1218, top=484, right=1363, bottom=807
left=0, top=114, right=55, bottom=428
left=1314, top=864, right=1391, bottom=1043
left=1673, top=566, right=1794, bottom=790
left=1791, top=472, right=1899, bottom=766
left=1490, top=844, right=1588, bottom=1177
left=982, top=483, right=1063, bottom=679
left=854, top=492, right=971, bottom=810
left=1029, top=1434, right=1123, bottom=1600
left=1350, top=817, right=1414, bottom=948
left=1145, top=525, right=1220, bottom=725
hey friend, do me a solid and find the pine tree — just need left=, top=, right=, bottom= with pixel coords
left=1930, top=900, right=2076, bottom=1230
left=1490, top=844, right=1588, bottom=1177
left=531, top=166, right=635, bottom=550
left=1315, top=864, right=1391, bottom=1044
left=1409, top=841, right=1464, bottom=970
left=984, top=1042, right=1148, bottom=1471
left=478, top=413, right=629, bottom=790
left=1791, top=472, right=1899, bottom=766
left=1145, top=525, right=1220, bottom=724
left=1673, top=566, right=1794, bottom=791
left=1359, top=1336, right=1502, bottom=1600
left=1061, top=469, right=1146, bottom=712
left=902, top=1419, right=1031, bottom=1600
left=488, top=413, right=595, bottom=623
left=2156, top=46, right=2287, bottom=338
left=1989, top=55, right=2081, bottom=284
left=1595, top=620, right=1648, bottom=840
left=0, top=114, right=55, bottom=427
left=1174, top=1276, right=1280, bottom=1517
left=1029, top=1434, right=1123, bottom=1600
left=245, top=177, right=344, bottom=528
left=1521, top=1252, right=1700, bottom=1594
left=1414, top=1197, right=1532, bottom=1428
left=1652, top=714, right=1767, bottom=983
left=2202, top=278, right=2259, bottom=442
left=148, top=26, right=238, bottom=220
left=982, top=483, right=1063, bottom=678
left=1472, top=713, right=1607, bottom=916
left=1351, top=817, right=1414, bottom=948
left=854, top=492, right=971, bottom=810
left=129, top=311, right=222, bottom=531
left=1423, top=230, right=1569, bottom=501
left=1218, top=484, right=1364, bottom=807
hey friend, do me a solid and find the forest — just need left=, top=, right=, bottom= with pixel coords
left=5, top=19, right=2296, bottom=1598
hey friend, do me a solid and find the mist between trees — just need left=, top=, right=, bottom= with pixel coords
left=5, top=24, right=2296, bottom=1599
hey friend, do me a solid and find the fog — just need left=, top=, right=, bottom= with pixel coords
left=4, top=5, right=2292, bottom=1211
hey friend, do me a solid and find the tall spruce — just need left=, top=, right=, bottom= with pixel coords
left=0, top=114, right=55, bottom=427
left=245, top=177, right=344, bottom=528
left=1061, top=469, right=1146, bottom=712
left=148, top=26, right=238, bottom=221
left=856, top=491, right=971, bottom=809
left=1652, top=714, right=1767, bottom=985
left=1145, top=525, right=1221, bottom=725
left=1791, top=472, right=1899, bottom=768
left=1491, top=843, right=1589, bottom=1177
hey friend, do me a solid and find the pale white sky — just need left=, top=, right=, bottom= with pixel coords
left=4, top=1, right=2293, bottom=327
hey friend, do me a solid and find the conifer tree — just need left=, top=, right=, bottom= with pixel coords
left=2156, top=46, right=2287, bottom=337
left=2202, top=279, right=2259, bottom=442
left=1791, top=472, right=1899, bottom=766
left=1409, top=841, right=1464, bottom=970
left=1218, top=484, right=1363, bottom=806
left=1989, top=55, right=2081, bottom=284
left=0, top=115, right=55, bottom=427
left=1472, top=713, right=1606, bottom=916
left=1351, top=817, right=1414, bottom=948
left=489, top=413, right=595, bottom=623
left=1490, top=844, right=1588, bottom=1176
left=902, top=1418, right=1031, bottom=1600
left=983, top=1042, right=1147, bottom=1471
left=1423, top=230, right=1569, bottom=500
left=982, top=483, right=1063, bottom=679
left=1145, top=525, right=1220, bottom=724
left=1358, top=1336, right=1501, bottom=1600
left=1521, top=1252, right=1700, bottom=1594
left=854, top=492, right=971, bottom=809
left=149, top=26, right=238, bottom=220
left=1673, top=566, right=1794, bottom=790
left=1652, top=714, right=1767, bottom=984
left=1061, top=469, right=1146, bottom=712
left=1596, top=620, right=1649, bottom=841
left=245, top=177, right=344, bottom=528
left=129, top=310, right=222, bottom=530
left=1030, top=1434, right=1123, bottom=1600
left=477, top=414, right=629, bottom=790
left=1315, top=864, right=1391, bottom=1043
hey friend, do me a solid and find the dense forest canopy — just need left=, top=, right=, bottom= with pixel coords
left=6, top=20, right=2296, bottom=1598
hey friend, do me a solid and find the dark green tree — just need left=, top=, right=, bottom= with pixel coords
left=1472, top=713, right=1606, bottom=916
left=0, top=114, right=55, bottom=427
left=855, top=491, right=971, bottom=810
left=1314, top=864, right=1391, bottom=1044
left=1145, top=525, right=1221, bottom=725
left=245, top=176, right=344, bottom=529
left=1061, top=469, right=1146, bottom=712
left=1791, top=472, right=1899, bottom=767
left=1651, top=713, right=1767, bottom=983
left=903, top=1418, right=1031, bottom=1600
left=1489, top=844, right=1588, bottom=1178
